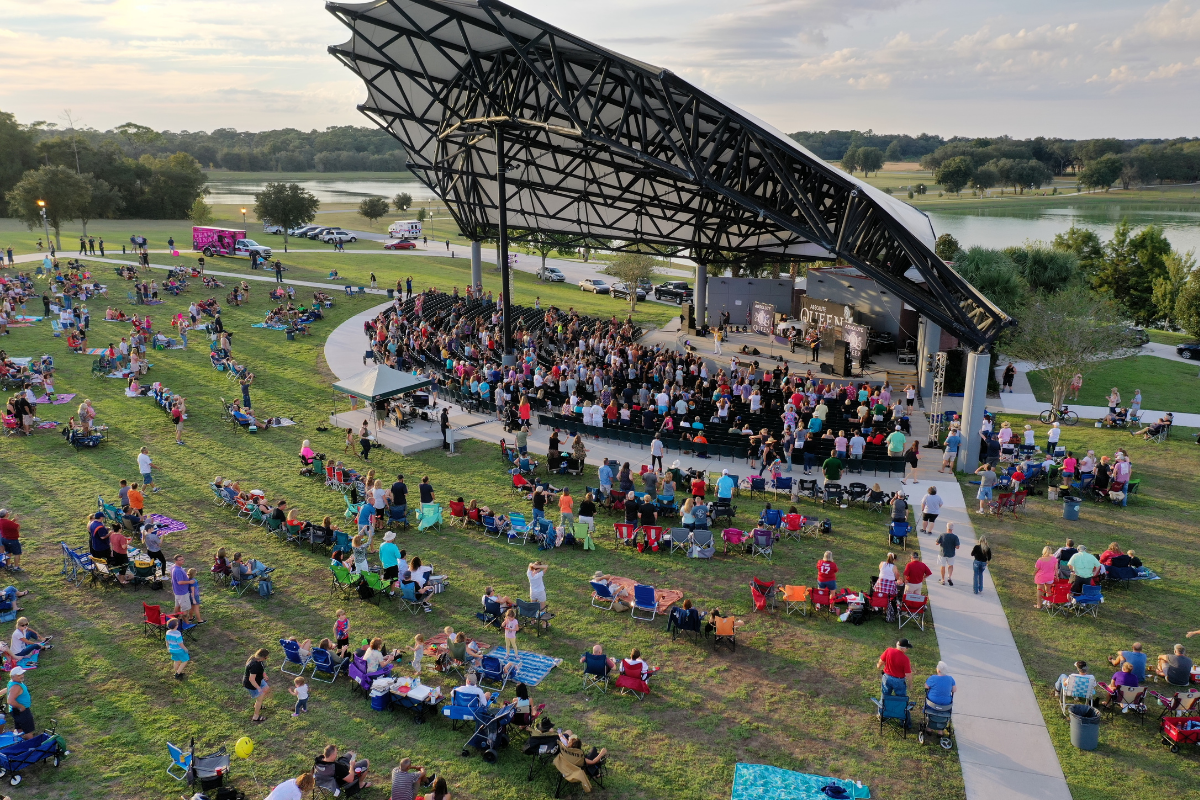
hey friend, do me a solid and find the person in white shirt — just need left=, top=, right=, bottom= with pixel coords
left=1047, top=422, right=1061, bottom=452
left=453, top=673, right=491, bottom=705
left=527, top=561, right=549, bottom=608
left=265, top=773, right=314, bottom=800
left=136, top=446, right=159, bottom=492
left=919, top=486, right=944, bottom=534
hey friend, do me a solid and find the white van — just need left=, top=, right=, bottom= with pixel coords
left=388, top=220, right=422, bottom=239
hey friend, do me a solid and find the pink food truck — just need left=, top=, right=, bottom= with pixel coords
left=192, top=227, right=272, bottom=259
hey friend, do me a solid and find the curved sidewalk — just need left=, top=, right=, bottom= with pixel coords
left=319, top=306, right=1071, bottom=800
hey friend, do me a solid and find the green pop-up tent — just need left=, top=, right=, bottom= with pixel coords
left=332, top=365, right=432, bottom=402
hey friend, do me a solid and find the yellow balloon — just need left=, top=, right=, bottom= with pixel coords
left=235, top=737, right=254, bottom=759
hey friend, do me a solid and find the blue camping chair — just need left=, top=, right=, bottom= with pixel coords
left=1071, top=583, right=1104, bottom=618
left=482, top=515, right=503, bottom=538
left=590, top=581, right=617, bottom=611
left=442, top=687, right=493, bottom=730
left=771, top=476, right=793, bottom=498
left=631, top=585, right=658, bottom=622
left=279, top=638, right=312, bottom=676
left=889, top=520, right=910, bottom=549
left=387, top=503, right=409, bottom=529
left=508, top=512, right=530, bottom=544
left=478, top=654, right=512, bottom=693
left=582, top=652, right=611, bottom=693
left=309, top=648, right=344, bottom=684
left=397, top=582, right=422, bottom=615
left=166, top=741, right=191, bottom=781
left=476, top=597, right=503, bottom=628
left=534, top=517, right=555, bottom=549
left=871, top=694, right=915, bottom=736
left=759, top=508, right=783, bottom=531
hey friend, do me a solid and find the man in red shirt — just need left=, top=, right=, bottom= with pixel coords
left=903, top=552, right=932, bottom=594
left=877, top=639, right=914, bottom=696
left=0, top=509, right=21, bottom=571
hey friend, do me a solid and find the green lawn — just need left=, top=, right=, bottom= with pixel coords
left=1026, top=355, right=1200, bottom=414
left=1146, top=329, right=1196, bottom=346
left=0, top=256, right=962, bottom=799
left=970, top=414, right=1200, bottom=800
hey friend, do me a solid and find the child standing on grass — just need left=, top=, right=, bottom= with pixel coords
left=289, top=676, right=309, bottom=716
left=187, top=568, right=204, bottom=623
left=344, top=427, right=355, bottom=453
left=412, top=634, right=425, bottom=676
left=502, top=609, right=519, bottom=661
left=334, top=609, right=350, bottom=656
left=166, top=617, right=188, bottom=679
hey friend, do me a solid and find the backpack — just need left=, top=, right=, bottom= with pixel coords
left=820, top=518, right=832, bottom=535
left=257, top=578, right=273, bottom=598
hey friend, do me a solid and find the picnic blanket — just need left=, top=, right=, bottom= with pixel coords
left=106, top=366, right=150, bottom=378
left=482, top=647, right=563, bottom=686
left=147, top=514, right=188, bottom=534
left=14, top=316, right=43, bottom=322
left=422, top=632, right=489, bottom=656
left=607, top=576, right=683, bottom=613
left=84, top=348, right=107, bottom=355
left=731, top=764, right=870, bottom=800
left=33, top=393, right=76, bottom=405
left=251, top=323, right=288, bottom=330
left=36, top=421, right=60, bottom=429
left=1130, top=569, right=1161, bottom=581
left=274, top=418, right=297, bottom=427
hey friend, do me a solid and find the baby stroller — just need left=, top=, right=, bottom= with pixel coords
left=0, top=722, right=68, bottom=786
left=918, top=694, right=954, bottom=750
left=461, top=702, right=517, bottom=762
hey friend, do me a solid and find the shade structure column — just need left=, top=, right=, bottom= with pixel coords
left=496, top=126, right=514, bottom=367
left=918, top=317, right=942, bottom=399
left=958, top=349, right=990, bottom=473
left=695, top=262, right=708, bottom=329
left=471, top=240, right=482, bottom=292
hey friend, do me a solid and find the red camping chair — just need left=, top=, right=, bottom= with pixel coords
left=811, top=587, right=835, bottom=614
left=615, top=659, right=654, bottom=699
left=614, top=523, right=638, bottom=546
left=898, top=594, right=928, bottom=631
left=639, top=525, right=664, bottom=553
left=750, top=577, right=777, bottom=612
left=1044, top=579, right=1073, bottom=617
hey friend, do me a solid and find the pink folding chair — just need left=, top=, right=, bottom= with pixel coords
left=722, top=528, right=748, bottom=554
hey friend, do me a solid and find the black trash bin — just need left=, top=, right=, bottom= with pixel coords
left=387, top=288, right=395, bottom=299
left=1068, top=703, right=1100, bottom=750
left=1062, top=496, right=1082, bottom=521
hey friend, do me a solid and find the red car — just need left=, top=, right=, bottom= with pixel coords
left=383, top=240, right=417, bottom=250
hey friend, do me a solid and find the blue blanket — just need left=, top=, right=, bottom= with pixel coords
left=731, top=764, right=869, bottom=800
left=483, top=648, right=562, bottom=686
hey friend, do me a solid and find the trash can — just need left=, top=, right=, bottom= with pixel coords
left=1062, top=496, right=1081, bottom=521
left=387, top=288, right=395, bottom=299
left=1068, top=704, right=1100, bottom=750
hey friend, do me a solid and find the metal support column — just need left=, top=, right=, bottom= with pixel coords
left=918, top=318, right=942, bottom=400
left=925, top=352, right=948, bottom=449
left=694, top=262, right=708, bottom=330
left=958, top=349, right=991, bottom=473
left=470, top=240, right=482, bottom=292
left=496, top=126, right=514, bottom=367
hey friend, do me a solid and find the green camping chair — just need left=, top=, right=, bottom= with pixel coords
left=417, top=503, right=443, bottom=532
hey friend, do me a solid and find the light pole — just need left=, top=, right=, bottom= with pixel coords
left=36, top=200, right=51, bottom=253
left=241, top=208, right=247, bottom=229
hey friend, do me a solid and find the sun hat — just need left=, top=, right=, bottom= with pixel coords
left=383, top=531, right=396, bottom=542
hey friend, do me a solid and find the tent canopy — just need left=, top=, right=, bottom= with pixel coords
left=333, top=366, right=432, bottom=402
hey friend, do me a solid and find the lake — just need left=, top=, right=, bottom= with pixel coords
left=203, top=175, right=1200, bottom=253
left=927, top=203, right=1200, bottom=254
left=202, top=175, right=437, bottom=206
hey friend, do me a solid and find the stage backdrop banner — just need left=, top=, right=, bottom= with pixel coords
left=751, top=301, right=775, bottom=336
left=844, top=322, right=870, bottom=368
left=799, top=296, right=856, bottom=330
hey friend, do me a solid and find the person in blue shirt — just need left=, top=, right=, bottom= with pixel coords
left=925, top=662, right=956, bottom=705
left=478, top=380, right=491, bottom=401
left=1108, top=643, right=1147, bottom=683
left=716, top=470, right=736, bottom=500
left=940, top=428, right=962, bottom=474
left=808, top=416, right=822, bottom=435
left=598, top=461, right=614, bottom=500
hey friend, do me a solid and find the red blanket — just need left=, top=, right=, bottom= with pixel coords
left=607, top=576, right=683, bottom=613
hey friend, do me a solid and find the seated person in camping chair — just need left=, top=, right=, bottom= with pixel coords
left=580, top=644, right=616, bottom=675
left=553, top=731, right=607, bottom=793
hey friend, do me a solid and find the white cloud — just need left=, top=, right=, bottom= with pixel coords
left=1133, top=0, right=1200, bottom=42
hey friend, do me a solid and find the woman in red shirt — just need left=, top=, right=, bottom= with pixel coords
left=817, top=551, right=838, bottom=590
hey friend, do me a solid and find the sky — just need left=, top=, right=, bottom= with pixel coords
left=1, top=0, right=1198, bottom=138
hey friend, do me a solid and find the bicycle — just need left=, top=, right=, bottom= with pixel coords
left=1038, top=405, right=1079, bottom=425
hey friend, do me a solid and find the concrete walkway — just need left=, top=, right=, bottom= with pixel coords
left=319, top=306, right=1072, bottom=800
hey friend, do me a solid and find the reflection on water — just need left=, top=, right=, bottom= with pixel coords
left=928, top=203, right=1200, bottom=253
left=203, top=175, right=437, bottom=206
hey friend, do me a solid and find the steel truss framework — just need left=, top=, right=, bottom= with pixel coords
left=327, top=0, right=1012, bottom=347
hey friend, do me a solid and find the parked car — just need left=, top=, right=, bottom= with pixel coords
left=322, top=229, right=358, bottom=244
left=307, top=227, right=332, bottom=239
left=610, top=281, right=646, bottom=301
left=383, top=240, right=417, bottom=250
left=538, top=266, right=565, bottom=282
left=1177, top=342, right=1200, bottom=360
left=579, top=278, right=609, bottom=294
left=262, top=221, right=285, bottom=235
left=653, top=281, right=693, bottom=304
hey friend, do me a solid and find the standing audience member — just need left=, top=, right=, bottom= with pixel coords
left=935, top=524, right=960, bottom=587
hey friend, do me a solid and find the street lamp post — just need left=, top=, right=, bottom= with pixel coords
left=36, top=200, right=51, bottom=253
left=241, top=208, right=247, bottom=229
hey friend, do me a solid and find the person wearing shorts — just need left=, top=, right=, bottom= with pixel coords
left=975, top=463, right=997, bottom=513
left=0, top=509, right=23, bottom=571
left=935, top=525, right=960, bottom=586
left=170, top=555, right=194, bottom=620
left=6, top=667, right=35, bottom=739
left=940, top=428, right=961, bottom=474
left=919, top=486, right=943, bottom=535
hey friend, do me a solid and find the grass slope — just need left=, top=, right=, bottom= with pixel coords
left=969, top=415, right=1200, bottom=800
left=0, top=257, right=961, bottom=799
left=1026, top=356, right=1200, bottom=415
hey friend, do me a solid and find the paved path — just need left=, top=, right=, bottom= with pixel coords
left=319, top=305, right=1072, bottom=800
